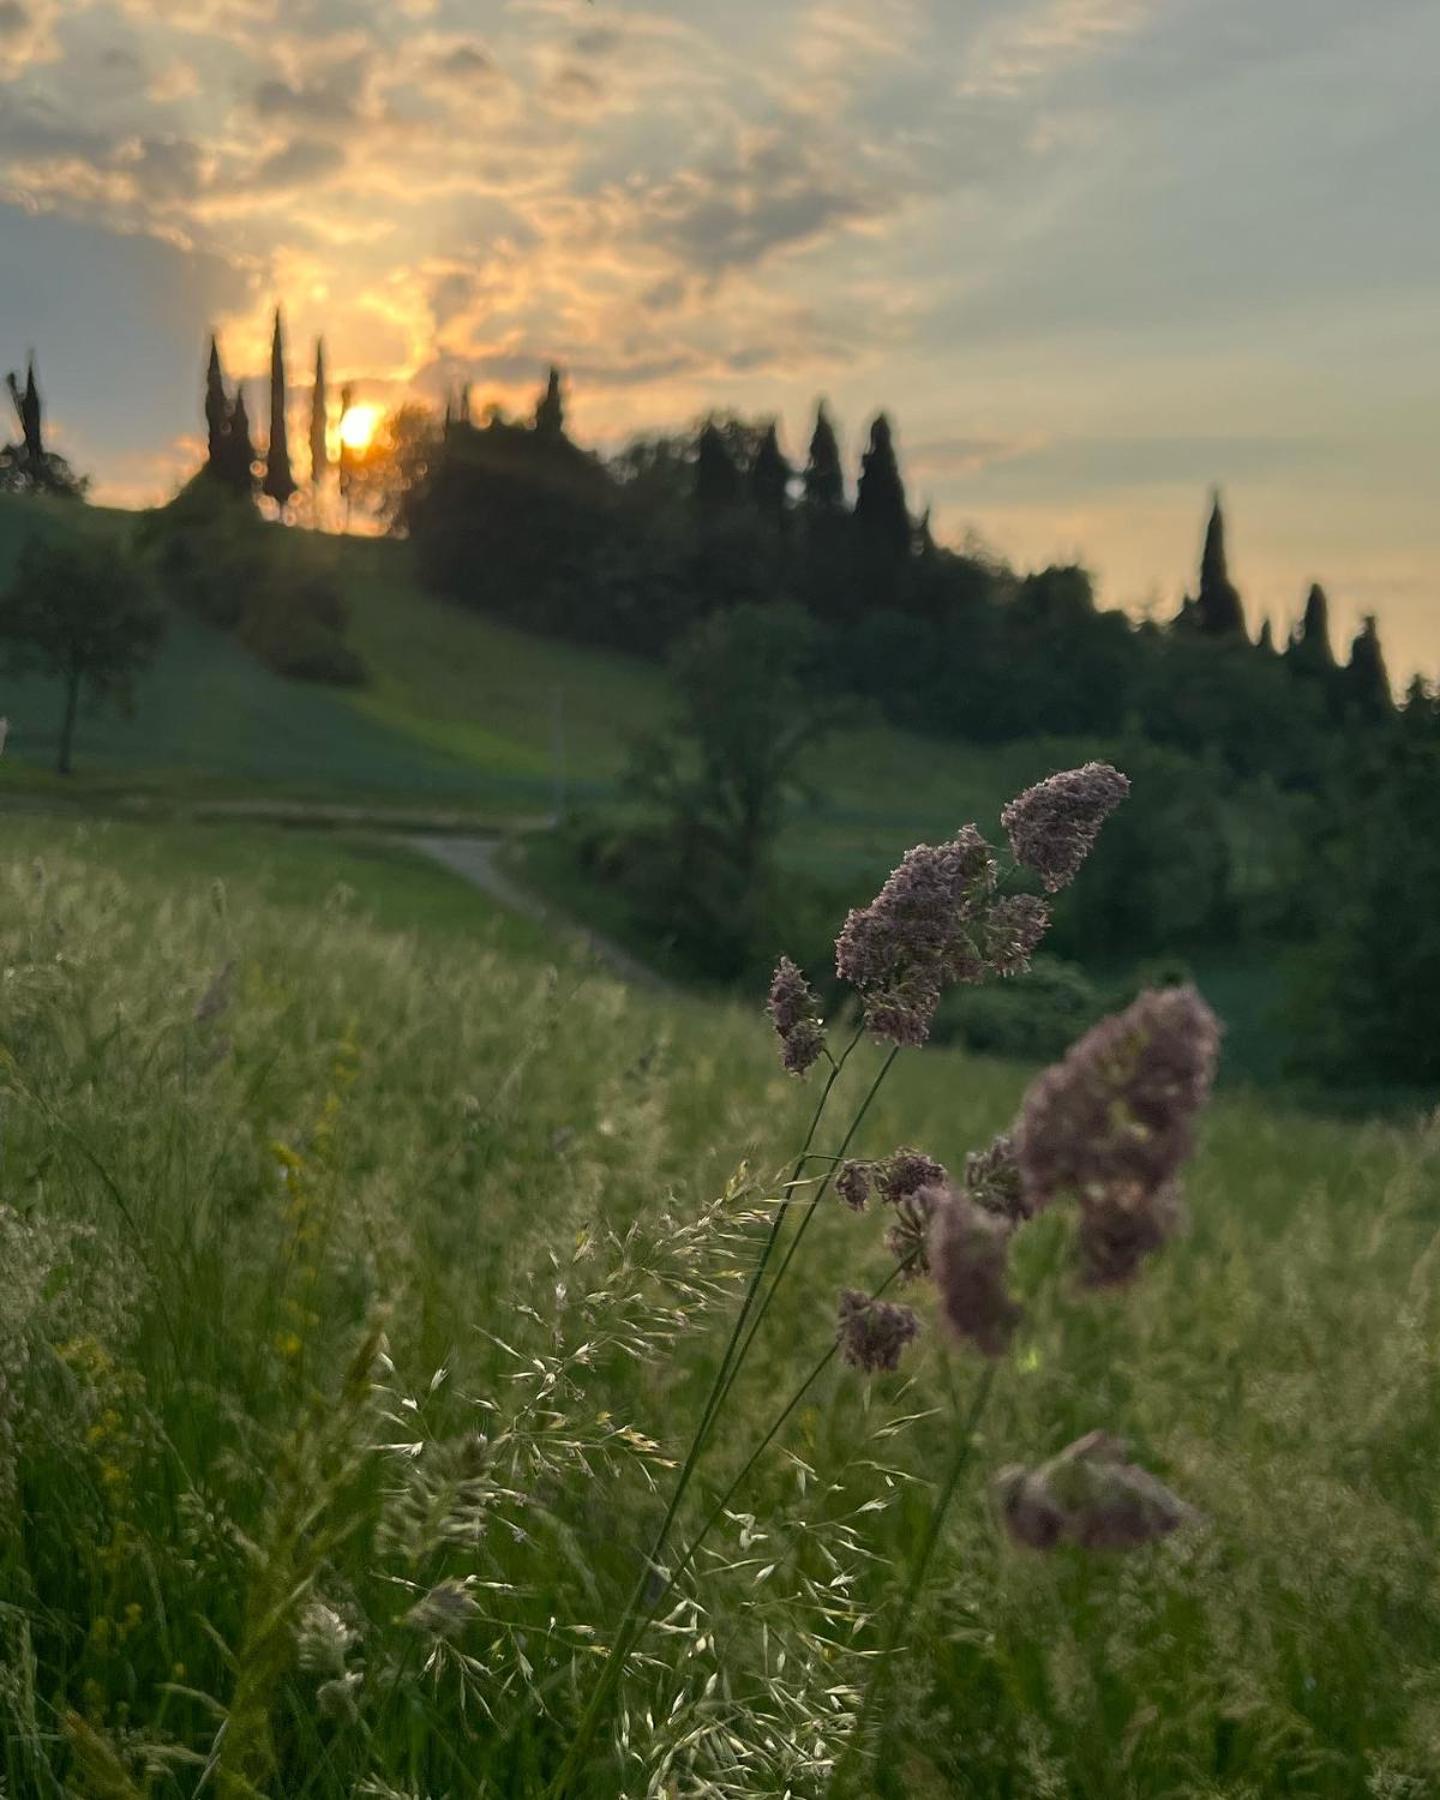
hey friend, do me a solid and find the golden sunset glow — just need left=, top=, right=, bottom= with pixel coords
left=338, top=404, right=381, bottom=453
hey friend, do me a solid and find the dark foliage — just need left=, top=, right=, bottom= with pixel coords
left=535, top=365, right=566, bottom=438
left=1288, top=726, right=1440, bottom=1083
left=310, top=339, right=329, bottom=486
left=142, top=476, right=363, bottom=686
left=263, top=309, right=297, bottom=511
left=0, top=531, right=163, bottom=773
left=602, top=605, right=838, bottom=976
left=0, top=357, right=87, bottom=498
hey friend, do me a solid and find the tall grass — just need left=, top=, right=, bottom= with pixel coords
left=0, top=815, right=1437, bottom=1796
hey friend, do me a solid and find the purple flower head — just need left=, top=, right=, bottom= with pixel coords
left=872, top=1151, right=951, bottom=1278
left=767, top=955, right=825, bottom=1078
left=1001, top=762, right=1130, bottom=893
left=836, top=1160, right=873, bottom=1213
left=963, top=1132, right=1031, bottom=1228
left=836, top=1288, right=920, bottom=1373
left=994, top=1431, right=1192, bottom=1553
left=1075, top=1182, right=1188, bottom=1289
left=836, top=828, right=1006, bottom=1046
left=876, top=1146, right=948, bottom=1206
left=928, top=1187, right=1023, bottom=1358
left=1016, top=984, right=1221, bottom=1218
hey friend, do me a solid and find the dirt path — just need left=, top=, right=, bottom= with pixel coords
left=410, top=834, right=671, bottom=992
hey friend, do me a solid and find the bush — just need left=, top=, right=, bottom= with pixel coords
left=143, top=474, right=365, bottom=686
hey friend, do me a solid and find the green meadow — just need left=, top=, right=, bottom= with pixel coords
left=1, top=811, right=1437, bottom=1797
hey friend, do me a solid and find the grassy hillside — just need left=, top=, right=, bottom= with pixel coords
left=0, top=494, right=1087, bottom=855
left=0, top=810, right=1437, bottom=1797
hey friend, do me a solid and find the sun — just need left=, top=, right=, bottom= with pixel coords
left=338, top=403, right=381, bottom=452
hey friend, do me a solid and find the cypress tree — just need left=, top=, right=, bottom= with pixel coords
left=1257, top=617, right=1276, bottom=654
left=338, top=382, right=354, bottom=511
left=1286, top=582, right=1335, bottom=675
left=204, top=336, right=228, bottom=471
left=1190, top=491, right=1246, bottom=638
left=263, top=308, right=297, bottom=510
left=695, top=420, right=741, bottom=508
left=227, top=384, right=255, bottom=495
left=749, top=421, right=791, bottom=524
left=309, top=338, right=329, bottom=485
left=854, top=413, right=910, bottom=561
left=1341, top=615, right=1393, bottom=723
left=10, top=357, right=43, bottom=462
left=803, top=401, right=844, bottom=511
left=535, top=365, right=565, bottom=437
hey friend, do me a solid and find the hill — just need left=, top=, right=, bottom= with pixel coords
left=0, top=491, right=1101, bottom=858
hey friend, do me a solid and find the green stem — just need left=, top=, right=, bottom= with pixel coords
left=661, top=1250, right=920, bottom=1608
left=827, top=1362, right=999, bottom=1800
left=712, top=1045, right=899, bottom=1421
left=546, top=1026, right=860, bottom=1798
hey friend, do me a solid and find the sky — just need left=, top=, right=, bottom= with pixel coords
left=0, top=0, right=1435, bottom=673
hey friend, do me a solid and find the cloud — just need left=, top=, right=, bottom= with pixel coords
left=615, top=124, right=905, bottom=278
left=958, top=0, right=1154, bottom=96
left=0, top=0, right=58, bottom=74
left=249, top=135, right=347, bottom=190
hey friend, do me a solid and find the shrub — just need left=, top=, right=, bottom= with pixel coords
left=143, top=474, right=365, bottom=686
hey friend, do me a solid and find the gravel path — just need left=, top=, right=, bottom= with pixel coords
left=410, top=834, right=670, bottom=992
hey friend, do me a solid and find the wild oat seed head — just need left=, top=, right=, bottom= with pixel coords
left=1000, top=761, right=1131, bottom=893
left=836, top=1288, right=921, bottom=1373
left=1016, top=984, right=1221, bottom=1217
left=404, top=1577, right=481, bottom=1639
left=929, top=1187, right=1023, bottom=1358
left=994, top=1431, right=1192, bottom=1552
left=297, top=1600, right=358, bottom=1677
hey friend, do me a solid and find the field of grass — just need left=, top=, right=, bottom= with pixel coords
left=1, top=811, right=1438, bottom=1797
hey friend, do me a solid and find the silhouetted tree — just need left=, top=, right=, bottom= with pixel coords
left=535, top=365, right=565, bottom=437
left=205, top=336, right=229, bottom=471
left=263, top=309, right=297, bottom=511
left=1286, top=582, right=1335, bottom=676
left=338, top=382, right=355, bottom=514
left=854, top=413, right=910, bottom=562
left=695, top=420, right=742, bottom=508
left=749, top=421, right=790, bottom=524
left=0, top=355, right=85, bottom=496
left=0, top=533, right=163, bottom=774
left=620, top=604, right=837, bottom=972
left=1256, top=618, right=1276, bottom=654
left=803, top=401, right=845, bottom=512
left=1340, top=615, right=1393, bottom=723
left=1401, top=674, right=1436, bottom=737
left=310, top=338, right=329, bottom=485
left=1186, top=491, right=1246, bottom=638
left=7, top=358, right=42, bottom=462
left=224, top=384, right=256, bottom=496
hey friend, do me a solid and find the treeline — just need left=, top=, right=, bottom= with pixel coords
left=393, top=373, right=1421, bottom=791
left=143, top=312, right=363, bottom=685
left=389, top=370, right=1440, bottom=1089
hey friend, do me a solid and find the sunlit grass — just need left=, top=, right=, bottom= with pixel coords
left=0, top=813, right=1436, bottom=1795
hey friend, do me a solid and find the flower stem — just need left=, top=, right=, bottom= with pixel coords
left=546, top=1026, right=862, bottom=1798
left=708, top=1043, right=899, bottom=1428
left=659, top=1249, right=920, bottom=1610
left=826, top=1361, right=999, bottom=1800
